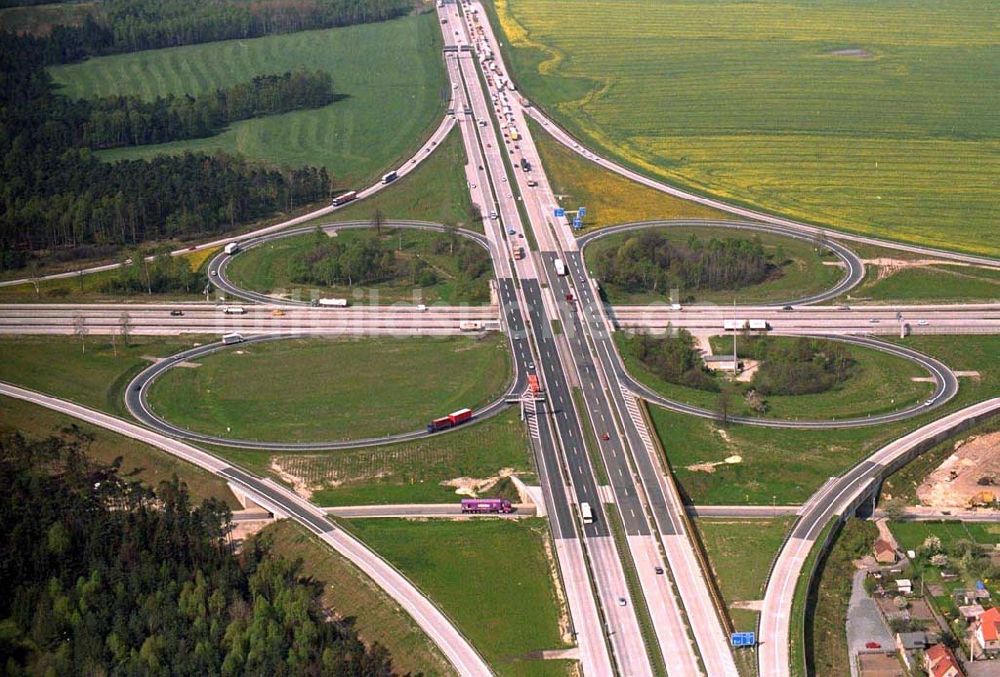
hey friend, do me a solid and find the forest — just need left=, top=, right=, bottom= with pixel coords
left=9, top=0, right=412, bottom=65
left=747, top=336, right=854, bottom=396
left=0, top=430, right=402, bottom=675
left=0, top=33, right=331, bottom=267
left=80, top=70, right=336, bottom=149
left=592, top=232, right=775, bottom=296
left=626, top=329, right=717, bottom=391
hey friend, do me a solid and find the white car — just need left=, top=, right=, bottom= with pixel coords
left=917, top=319, right=929, bottom=326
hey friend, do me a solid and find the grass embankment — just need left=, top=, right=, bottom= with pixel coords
left=148, top=335, right=511, bottom=443
left=807, top=519, right=877, bottom=677
left=649, top=335, right=1000, bottom=505
left=620, top=332, right=932, bottom=421
left=0, top=335, right=198, bottom=416
left=695, top=517, right=795, bottom=631
left=528, top=117, right=726, bottom=230
left=585, top=226, right=841, bottom=305
left=0, top=396, right=238, bottom=507
left=492, top=0, right=998, bottom=257
left=259, top=520, right=454, bottom=676
left=54, top=12, right=447, bottom=186
left=788, top=518, right=835, bottom=677
left=226, top=228, right=490, bottom=305
left=0, top=248, right=215, bottom=303
left=860, top=265, right=1000, bottom=303
left=305, top=127, right=478, bottom=230
left=344, top=518, right=574, bottom=676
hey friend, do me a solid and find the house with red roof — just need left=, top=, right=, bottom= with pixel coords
left=975, top=606, right=1000, bottom=653
left=873, top=538, right=897, bottom=564
left=924, top=643, right=963, bottom=677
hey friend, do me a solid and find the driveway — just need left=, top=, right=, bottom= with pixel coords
left=846, top=569, right=895, bottom=677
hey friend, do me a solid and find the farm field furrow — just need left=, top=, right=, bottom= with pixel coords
left=492, top=0, right=1000, bottom=256
left=51, top=13, right=447, bottom=185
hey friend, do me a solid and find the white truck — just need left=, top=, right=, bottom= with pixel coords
left=221, top=306, right=246, bottom=315
left=580, top=502, right=594, bottom=525
left=316, top=298, right=348, bottom=307
left=224, top=242, right=240, bottom=255
left=222, top=333, right=244, bottom=345
left=554, top=258, right=567, bottom=276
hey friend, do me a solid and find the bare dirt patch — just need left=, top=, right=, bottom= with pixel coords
left=863, top=257, right=975, bottom=283
left=441, top=467, right=516, bottom=496
left=270, top=457, right=323, bottom=500
left=916, top=432, right=1000, bottom=508
left=686, top=455, right=742, bottom=474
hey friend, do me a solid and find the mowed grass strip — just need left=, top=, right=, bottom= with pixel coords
left=850, top=263, right=1000, bottom=304
left=585, top=226, right=841, bottom=305
left=344, top=518, right=573, bottom=676
left=495, top=0, right=999, bottom=256
left=53, top=13, right=448, bottom=185
left=0, top=396, right=239, bottom=507
left=528, top=118, right=726, bottom=230
left=147, top=336, right=512, bottom=443
left=261, top=520, right=454, bottom=676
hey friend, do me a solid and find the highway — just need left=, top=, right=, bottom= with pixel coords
left=325, top=503, right=536, bottom=518
left=758, top=397, right=1000, bottom=677
left=0, top=382, right=492, bottom=676
left=0, top=303, right=498, bottom=336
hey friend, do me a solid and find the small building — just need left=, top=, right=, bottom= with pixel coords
left=703, top=355, right=742, bottom=373
left=895, top=579, right=913, bottom=595
left=874, top=539, right=897, bottom=564
left=958, top=604, right=985, bottom=623
left=975, top=606, right=1000, bottom=653
left=924, top=643, right=963, bottom=677
left=896, top=632, right=928, bottom=671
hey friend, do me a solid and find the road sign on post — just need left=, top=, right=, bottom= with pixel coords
left=731, top=632, right=756, bottom=648
left=554, top=207, right=565, bottom=218
left=578, top=206, right=587, bottom=217
left=572, top=217, right=582, bottom=230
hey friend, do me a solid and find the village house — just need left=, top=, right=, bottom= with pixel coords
left=924, top=643, right=963, bottom=677
left=976, top=607, right=1000, bottom=653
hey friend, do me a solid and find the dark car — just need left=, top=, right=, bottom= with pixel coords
left=782, top=305, right=793, bottom=311
left=601, top=433, right=610, bottom=441
left=655, top=566, right=664, bottom=575
left=170, top=310, right=184, bottom=316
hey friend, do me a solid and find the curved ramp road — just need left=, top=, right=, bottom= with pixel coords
left=577, top=219, right=865, bottom=306
left=526, top=107, right=1000, bottom=269
left=620, top=333, right=958, bottom=429
left=125, top=333, right=522, bottom=451
left=758, top=397, right=1000, bottom=677
left=0, top=118, right=457, bottom=289
left=0, top=382, right=492, bottom=677
left=209, top=220, right=494, bottom=306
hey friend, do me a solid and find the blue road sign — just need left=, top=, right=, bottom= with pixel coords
left=578, top=206, right=587, bottom=217
left=572, top=217, right=582, bottom=230
left=554, top=207, right=566, bottom=218
left=731, top=632, right=756, bottom=648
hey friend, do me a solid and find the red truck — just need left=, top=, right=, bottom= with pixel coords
left=527, top=374, right=542, bottom=395
left=461, top=498, right=513, bottom=514
left=427, top=408, right=473, bottom=433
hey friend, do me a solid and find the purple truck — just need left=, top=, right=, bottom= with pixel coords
left=461, top=498, right=513, bottom=514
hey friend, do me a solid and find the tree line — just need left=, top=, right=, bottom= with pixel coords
left=0, top=34, right=332, bottom=267
left=80, top=70, right=335, bottom=149
left=9, top=0, right=412, bottom=66
left=0, top=430, right=404, bottom=675
left=593, top=231, right=776, bottom=297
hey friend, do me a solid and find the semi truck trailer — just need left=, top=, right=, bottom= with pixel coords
left=427, top=408, right=473, bottom=433
left=461, top=498, right=513, bottom=514
left=224, top=242, right=240, bottom=255
left=332, top=190, right=357, bottom=206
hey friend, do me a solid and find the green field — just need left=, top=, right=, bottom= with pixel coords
left=621, top=333, right=933, bottom=420
left=529, top=118, right=726, bottom=230
left=586, top=227, right=841, bottom=305
left=261, top=520, right=453, bottom=676
left=147, top=336, right=511, bottom=443
left=890, top=521, right=1000, bottom=552
left=492, top=0, right=999, bottom=256
left=345, top=518, right=573, bottom=676
left=847, top=263, right=1000, bottom=304
left=0, top=396, right=238, bottom=507
left=226, top=227, right=490, bottom=305
left=0, top=335, right=198, bottom=416
left=695, top=517, right=794, bottom=631
left=52, top=13, right=447, bottom=186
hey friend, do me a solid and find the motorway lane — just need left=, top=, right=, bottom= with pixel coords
left=578, top=219, right=865, bottom=306
left=524, top=107, right=1000, bottom=269
left=758, top=397, right=1000, bottom=677
left=0, top=382, right=492, bottom=676
left=124, top=332, right=519, bottom=451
